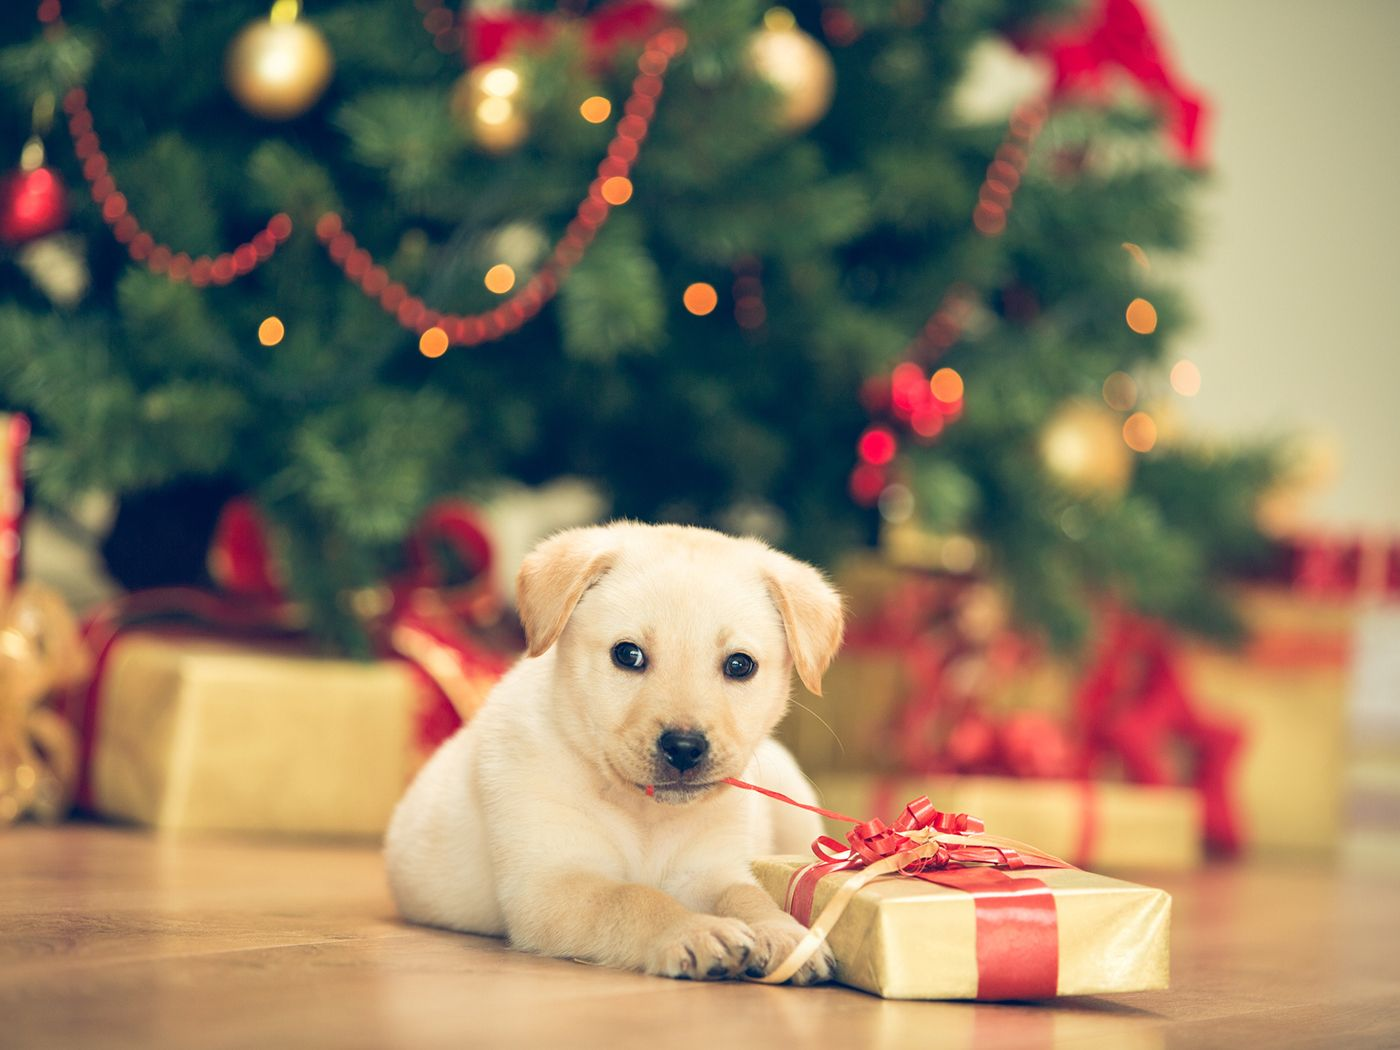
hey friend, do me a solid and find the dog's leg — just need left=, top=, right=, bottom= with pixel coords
left=503, top=871, right=757, bottom=980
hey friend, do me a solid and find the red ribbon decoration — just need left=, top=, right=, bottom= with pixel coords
left=1277, top=532, right=1400, bottom=602
left=466, top=0, right=667, bottom=68
left=1013, top=0, right=1210, bottom=167
left=725, top=777, right=1069, bottom=999
left=1074, top=609, right=1244, bottom=853
left=64, top=499, right=513, bottom=809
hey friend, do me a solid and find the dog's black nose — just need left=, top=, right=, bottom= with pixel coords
left=657, top=729, right=709, bottom=773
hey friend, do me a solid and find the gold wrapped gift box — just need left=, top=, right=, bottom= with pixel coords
left=753, top=855, right=1170, bottom=1000
left=1179, top=586, right=1352, bottom=852
left=83, top=632, right=478, bottom=836
left=812, top=773, right=1202, bottom=871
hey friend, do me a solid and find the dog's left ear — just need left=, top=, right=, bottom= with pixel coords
left=763, top=553, right=845, bottom=696
left=516, top=526, right=617, bottom=658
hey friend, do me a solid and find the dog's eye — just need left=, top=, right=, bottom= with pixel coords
left=723, top=652, right=756, bottom=680
left=611, top=641, right=646, bottom=671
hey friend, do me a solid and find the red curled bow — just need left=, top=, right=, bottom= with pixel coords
left=805, top=793, right=1062, bottom=878
left=724, top=778, right=1062, bottom=875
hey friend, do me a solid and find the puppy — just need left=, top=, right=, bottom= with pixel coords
left=384, top=522, right=843, bottom=982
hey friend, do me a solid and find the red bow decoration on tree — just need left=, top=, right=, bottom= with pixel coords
left=1013, top=0, right=1210, bottom=166
left=466, top=0, right=667, bottom=67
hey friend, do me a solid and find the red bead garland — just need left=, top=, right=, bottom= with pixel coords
left=319, top=27, right=686, bottom=346
left=851, top=98, right=1048, bottom=503
left=61, top=87, right=292, bottom=286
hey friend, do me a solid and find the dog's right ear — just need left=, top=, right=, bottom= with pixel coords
left=516, top=527, right=617, bottom=658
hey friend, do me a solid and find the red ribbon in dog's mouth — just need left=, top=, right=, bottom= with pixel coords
left=640, top=778, right=859, bottom=814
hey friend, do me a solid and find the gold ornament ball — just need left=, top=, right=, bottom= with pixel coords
left=225, top=18, right=335, bottom=121
left=1039, top=399, right=1134, bottom=496
left=451, top=63, right=530, bottom=155
left=747, top=21, right=836, bottom=132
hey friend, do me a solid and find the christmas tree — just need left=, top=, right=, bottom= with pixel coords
left=0, top=0, right=1277, bottom=655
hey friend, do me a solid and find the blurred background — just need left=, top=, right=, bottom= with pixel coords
left=0, top=0, right=1394, bottom=864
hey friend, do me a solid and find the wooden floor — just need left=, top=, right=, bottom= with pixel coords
left=3, top=822, right=1399, bottom=1050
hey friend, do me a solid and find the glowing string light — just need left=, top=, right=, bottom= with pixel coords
left=1123, top=411, right=1157, bottom=452
left=484, top=264, right=516, bottom=294
left=257, top=316, right=285, bottom=346
left=600, top=176, right=633, bottom=205
left=857, top=426, right=897, bottom=466
left=683, top=282, right=718, bottom=316
left=930, top=367, right=964, bottom=404
left=1125, top=298, right=1158, bottom=335
left=580, top=96, right=612, bottom=123
left=1170, top=360, right=1201, bottom=397
left=419, top=326, right=449, bottom=358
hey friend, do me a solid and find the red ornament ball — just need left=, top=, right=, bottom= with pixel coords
left=0, top=166, right=68, bottom=245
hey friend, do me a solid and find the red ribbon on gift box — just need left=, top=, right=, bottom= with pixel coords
left=1272, top=533, right=1400, bottom=603
left=1074, top=609, right=1244, bottom=854
left=63, top=499, right=513, bottom=809
left=726, top=778, right=1071, bottom=998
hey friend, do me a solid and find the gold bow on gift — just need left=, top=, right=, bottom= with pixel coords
left=0, top=583, right=90, bottom=825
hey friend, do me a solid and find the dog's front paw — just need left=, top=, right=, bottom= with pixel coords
left=746, top=915, right=836, bottom=986
left=645, top=915, right=755, bottom=980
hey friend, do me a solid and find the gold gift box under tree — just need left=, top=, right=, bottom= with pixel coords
left=78, top=632, right=493, bottom=836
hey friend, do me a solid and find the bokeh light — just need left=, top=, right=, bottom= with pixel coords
left=941, top=535, right=977, bottom=573
left=418, top=326, right=448, bottom=358
left=477, top=98, right=512, bottom=126
left=600, top=176, right=633, bottom=205
left=1125, top=298, right=1158, bottom=335
left=480, top=67, right=521, bottom=98
left=1102, top=371, right=1137, bottom=411
left=1170, top=359, right=1201, bottom=397
left=930, top=367, right=964, bottom=404
left=1123, top=411, right=1157, bottom=452
left=848, top=464, right=885, bottom=506
left=877, top=483, right=914, bottom=524
left=683, top=282, right=718, bottom=315
left=484, top=263, right=516, bottom=294
left=910, top=409, right=944, bottom=439
left=579, top=96, right=612, bottom=123
left=857, top=426, right=897, bottom=465
left=257, top=316, right=284, bottom=346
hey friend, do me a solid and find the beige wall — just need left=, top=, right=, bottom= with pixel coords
left=1157, top=0, right=1400, bottom=529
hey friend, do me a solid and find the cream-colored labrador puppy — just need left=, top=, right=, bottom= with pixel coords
left=385, top=522, right=843, bottom=982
